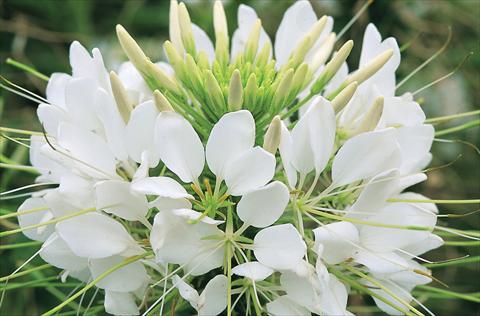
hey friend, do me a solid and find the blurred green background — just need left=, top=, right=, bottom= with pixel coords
left=0, top=0, right=479, bottom=315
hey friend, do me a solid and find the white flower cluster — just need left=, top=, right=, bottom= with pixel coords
left=15, top=1, right=442, bottom=315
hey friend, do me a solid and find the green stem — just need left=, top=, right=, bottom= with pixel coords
left=0, top=264, right=51, bottom=282
left=435, top=119, right=480, bottom=137
left=415, top=285, right=480, bottom=303
left=425, top=110, right=480, bottom=123
left=0, top=240, right=42, bottom=250
left=423, top=255, right=480, bottom=268
left=387, top=198, right=480, bottom=204
left=5, top=58, right=50, bottom=81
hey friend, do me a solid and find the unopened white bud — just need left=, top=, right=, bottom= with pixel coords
left=311, top=33, right=336, bottom=71
left=244, top=19, right=262, bottom=61
left=146, top=62, right=180, bottom=94
left=356, top=96, right=384, bottom=134
left=178, top=2, right=196, bottom=55
left=346, top=49, right=393, bottom=85
left=263, top=116, right=282, bottom=154
left=228, top=69, right=243, bottom=111
left=153, top=90, right=174, bottom=112
left=110, top=71, right=134, bottom=123
left=331, top=81, right=358, bottom=113
left=169, top=0, right=184, bottom=53
left=213, top=1, right=228, bottom=42
left=116, top=25, right=150, bottom=72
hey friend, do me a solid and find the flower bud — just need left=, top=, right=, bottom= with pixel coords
left=311, top=33, right=336, bottom=71
left=356, top=96, right=384, bottom=134
left=116, top=24, right=150, bottom=72
left=263, top=116, right=282, bottom=154
left=345, top=49, right=393, bottom=85
left=178, top=2, right=196, bottom=55
left=146, top=62, right=181, bottom=94
left=153, top=90, right=174, bottom=112
left=273, top=68, right=294, bottom=109
left=244, top=19, right=262, bottom=62
left=228, top=69, right=243, bottom=111
left=244, top=73, right=258, bottom=109
left=289, top=16, right=328, bottom=69
left=331, top=81, right=358, bottom=113
left=164, top=40, right=184, bottom=75
left=213, top=0, right=229, bottom=65
left=169, top=0, right=185, bottom=53
left=109, top=71, right=134, bottom=123
left=311, top=40, right=353, bottom=95
left=256, top=41, right=272, bottom=68
left=205, top=70, right=226, bottom=110
left=291, top=63, right=309, bottom=95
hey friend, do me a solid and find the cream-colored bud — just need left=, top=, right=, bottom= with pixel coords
left=164, top=41, right=183, bottom=72
left=213, top=1, right=228, bottom=43
left=307, top=16, right=328, bottom=43
left=153, top=90, right=174, bottom=112
left=346, top=49, right=393, bottom=85
left=311, top=33, right=336, bottom=71
left=256, top=41, right=271, bottom=68
left=331, top=81, right=358, bottom=113
left=263, top=116, right=282, bottom=154
left=244, top=73, right=258, bottom=108
left=273, top=68, right=294, bottom=108
left=356, top=96, right=384, bottom=134
left=228, top=69, right=243, bottom=111
left=146, top=62, right=180, bottom=94
left=244, top=19, right=262, bottom=61
left=178, top=2, right=196, bottom=55
left=291, top=63, right=309, bottom=93
left=110, top=71, right=134, bottom=123
left=311, top=40, right=353, bottom=94
left=169, top=0, right=184, bottom=53
left=205, top=70, right=225, bottom=110
left=116, top=25, right=150, bottom=72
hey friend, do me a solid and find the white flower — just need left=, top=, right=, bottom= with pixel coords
left=173, top=274, right=228, bottom=315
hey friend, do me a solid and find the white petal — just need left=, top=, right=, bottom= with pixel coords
left=17, top=197, right=54, bottom=241
left=366, top=278, right=412, bottom=315
left=46, top=73, right=71, bottom=108
left=150, top=210, right=222, bottom=266
left=359, top=23, right=400, bottom=95
left=206, top=110, right=255, bottom=179
left=192, top=24, right=215, bottom=64
left=57, top=122, right=118, bottom=179
left=348, top=169, right=399, bottom=219
left=131, top=176, right=193, bottom=199
left=224, top=147, right=276, bottom=196
left=69, top=41, right=93, bottom=78
left=402, top=234, right=444, bottom=257
left=64, top=77, right=102, bottom=132
left=354, top=250, right=409, bottom=274
left=313, top=221, right=359, bottom=264
left=90, top=255, right=148, bottom=292
left=231, top=5, right=272, bottom=60
left=332, top=128, right=401, bottom=187
left=359, top=201, right=437, bottom=252
left=280, top=271, right=320, bottom=312
left=290, top=106, right=315, bottom=175
left=56, top=213, right=142, bottom=259
left=379, top=96, right=425, bottom=128
left=318, top=274, right=350, bottom=316
left=279, top=121, right=298, bottom=188
left=125, top=101, right=160, bottom=167
left=274, top=0, right=317, bottom=67
left=95, top=180, right=149, bottom=221
left=149, top=196, right=191, bottom=211
left=266, top=296, right=312, bottom=316
left=232, top=262, right=274, bottom=281
left=58, top=173, right=95, bottom=210
left=37, top=103, right=67, bottom=138
left=104, top=291, right=139, bottom=316
left=155, top=112, right=204, bottom=183
left=40, top=233, right=88, bottom=271
left=254, top=224, right=306, bottom=270
left=197, top=275, right=228, bottom=316
left=395, top=124, right=434, bottom=174
left=172, top=275, right=200, bottom=309
left=94, top=88, right=128, bottom=161
left=306, top=97, right=336, bottom=174
left=237, top=181, right=290, bottom=228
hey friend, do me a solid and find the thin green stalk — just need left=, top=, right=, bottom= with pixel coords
left=423, top=255, right=480, bottom=268
left=5, top=58, right=49, bottom=81
left=425, top=110, right=480, bottom=124
left=0, top=162, right=39, bottom=174
left=387, top=198, right=480, bottom=204
left=435, top=120, right=480, bottom=137
left=0, top=264, right=51, bottom=282
left=0, top=240, right=42, bottom=250
left=415, top=285, right=480, bottom=303
left=41, top=253, right=149, bottom=316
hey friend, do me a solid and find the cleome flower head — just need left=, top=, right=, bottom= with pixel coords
left=2, top=1, right=477, bottom=316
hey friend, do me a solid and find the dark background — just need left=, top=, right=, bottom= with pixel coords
left=0, top=0, right=479, bottom=315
